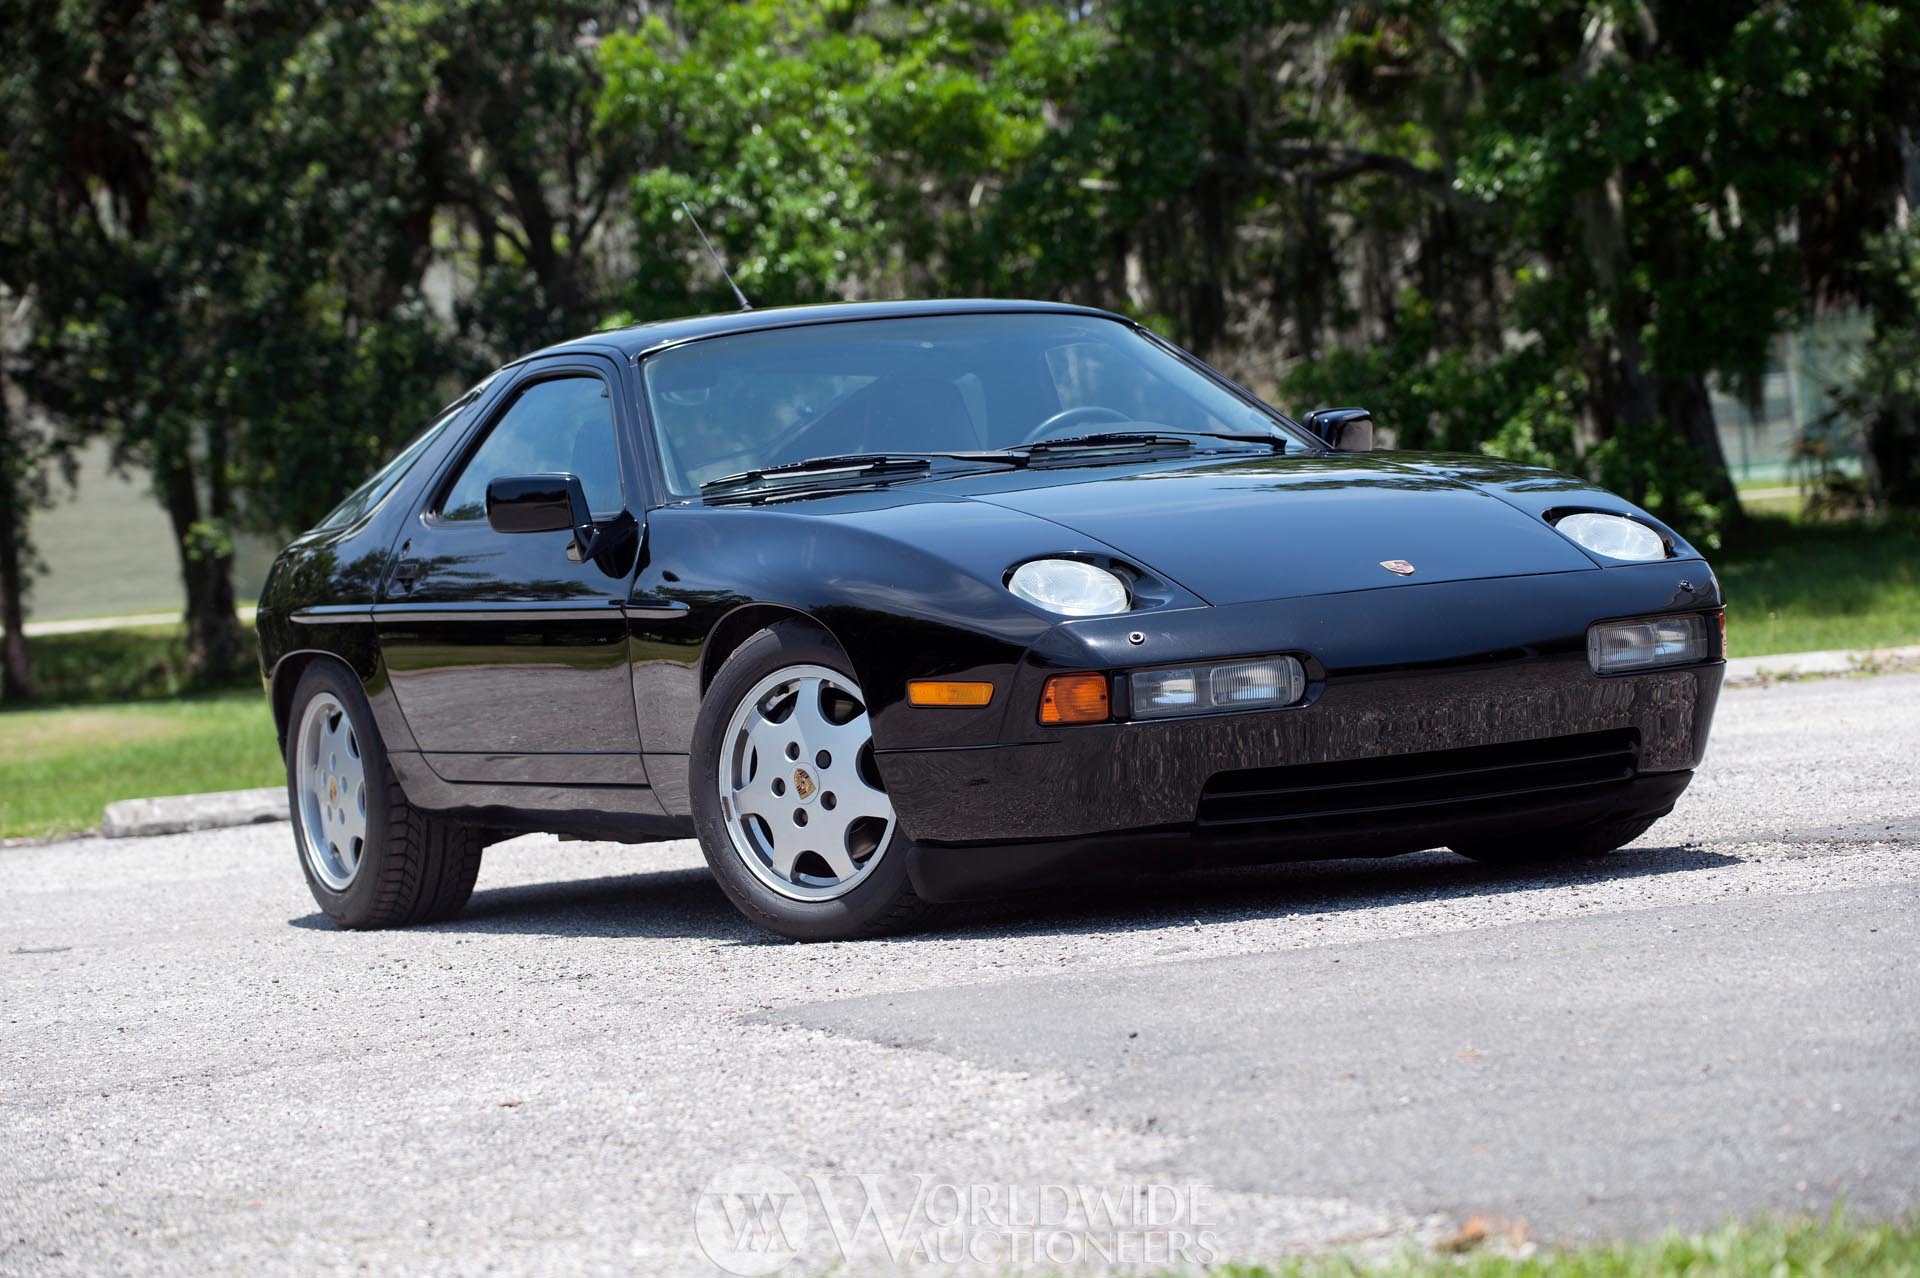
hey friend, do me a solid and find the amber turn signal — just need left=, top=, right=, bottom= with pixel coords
left=1038, top=673, right=1111, bottom=725
left=907, top=680, right=995, bottom=708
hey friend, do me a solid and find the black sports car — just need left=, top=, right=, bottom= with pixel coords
left=257, top=299, right=1724, bottom=940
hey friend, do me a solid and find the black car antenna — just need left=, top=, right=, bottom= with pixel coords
left=679, top=201, right=752, bottom=311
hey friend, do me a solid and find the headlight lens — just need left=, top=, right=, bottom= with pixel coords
left=1007, top=559, right=1130, bottom=616
left=1554, top=512, right=1668, bottom=562
left=1130, top=656, right=1306, bottom=719
left=1587, top=613, right=1714, bottom=674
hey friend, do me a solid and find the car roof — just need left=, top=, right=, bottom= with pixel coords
left=520, top=298, right=1137, bottom=364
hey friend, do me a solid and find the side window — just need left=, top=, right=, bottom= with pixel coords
left=438, top=376, right=624, bottom=522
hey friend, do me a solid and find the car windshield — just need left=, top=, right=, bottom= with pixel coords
left=639, top=313, right=1306, bottom=497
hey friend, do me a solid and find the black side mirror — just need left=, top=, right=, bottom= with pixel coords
left=487, top=473, right=602, bottom=560
left=1303, top=407, right=1374, bottom=453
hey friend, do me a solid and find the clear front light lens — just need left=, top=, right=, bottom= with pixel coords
left=1131, top=656, right=1305, bottom=719
left=1007, top=559, right=1131, bottom=616
left=1588, top=614, right=1712, bottom=674
left=1554, top=512, right=1668, bottom=562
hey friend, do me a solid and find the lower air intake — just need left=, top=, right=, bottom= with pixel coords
left=1197, top=729, right=1641, bottom=835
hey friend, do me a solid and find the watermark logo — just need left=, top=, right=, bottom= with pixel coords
left=693, top=1166, right=1218, bottom=1274
left=693, top=1163, right=809, bottom=1276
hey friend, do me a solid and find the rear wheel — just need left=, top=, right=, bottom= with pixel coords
left=692, top=622, right=934, bottom=941
left=286, top=662, right=483, bottom=928
left=1450, top=814, right=1659, bottom=865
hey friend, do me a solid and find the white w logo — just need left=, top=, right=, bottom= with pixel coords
left=715, top=1191, right=801, bottom=1252
left=694, top=1165, right=810, bottom=1275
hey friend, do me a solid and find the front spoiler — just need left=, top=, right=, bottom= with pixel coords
left=904, top=769, right=1693, bottom=903
left=878, top=651, right=1722, bottom=846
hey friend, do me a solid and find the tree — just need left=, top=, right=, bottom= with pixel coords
left=1, top=0, right=296, bottom=677
left=1, top=1, right=466, bottom=675
left=0, top=333, right=80, bottom=700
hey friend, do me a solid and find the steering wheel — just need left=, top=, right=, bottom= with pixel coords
left=1020, top=405, right=1131, bottom=445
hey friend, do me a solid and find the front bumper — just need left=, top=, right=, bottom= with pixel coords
left=873, top=568, right=1723, bottom=900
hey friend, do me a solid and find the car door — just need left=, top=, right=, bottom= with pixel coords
left=375, top=354, right=645, bottom=786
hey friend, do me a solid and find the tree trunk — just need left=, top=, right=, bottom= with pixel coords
left=0, top=368, right=34, bottom=701
left=1565, top=10, right=1737, bottom=514
left=0, top=484, right=33, bottom=702
left=160, top=452, right=243, bottom=681
left=1659, top=373, right=1738, bottom=506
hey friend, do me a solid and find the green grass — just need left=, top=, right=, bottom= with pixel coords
left=1217, top=1215, right=1920, bottom=1278
left=1715, top=513, right=1920, bottom=657
left=0, top=688, right=282, bottom=838
left=20, top=623, right=223, bottom=703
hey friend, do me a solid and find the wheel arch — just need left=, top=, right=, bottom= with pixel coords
left=269, top=650, right=359, bottom=748
left=698, top=603, right=847, bottom=696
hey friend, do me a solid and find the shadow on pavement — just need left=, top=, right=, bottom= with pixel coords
left=292, top=841, right=1740, bottom=943
left=946, top=842, right=1740, bottom=941
left=288, top=865, right=763, bottom=941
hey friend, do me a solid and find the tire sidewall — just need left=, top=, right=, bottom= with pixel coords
left=285, top=661, right=398, bottom=927
left=691, top=623, right=918, bottom=941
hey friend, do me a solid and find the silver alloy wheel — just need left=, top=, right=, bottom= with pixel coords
left=717, top=663, right=898, bottom=902
left=295, top=691, right=370, bottom=892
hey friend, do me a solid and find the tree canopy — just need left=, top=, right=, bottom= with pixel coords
left=2, top=0, right=1916, bottom=695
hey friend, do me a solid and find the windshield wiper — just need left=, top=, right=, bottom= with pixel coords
left=698, top=451, right=1013, bottom=500
left=1200, top=432, right=1290, bottom=452
left=698, top=430, right=1287, bottom=500
left=1016, top=431, right=1197, bottom=456
left=1012, top=430, right=1287, bottom=459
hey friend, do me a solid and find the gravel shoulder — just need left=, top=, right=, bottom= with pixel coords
left=2, top=674, right=1916, bottom=1276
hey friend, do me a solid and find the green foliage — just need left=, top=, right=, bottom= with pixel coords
left=1715, top=511, right=1920, bottom=657
left=5, top=0, right=1920, bottom=686
left=1837, top=226, right=1920, bottom=507
left=0, top=688, right=281, bottom=838
left=595, top=0, right=1098, bottom=317
left=1217, top=1212, right=1920, bottom=1278
left=1585, top=418, right=1732, bottom=549
left=21, top=623, right=254, bottom=704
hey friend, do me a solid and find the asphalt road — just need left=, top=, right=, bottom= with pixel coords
left=4, top=673, right=1917, bottom=1276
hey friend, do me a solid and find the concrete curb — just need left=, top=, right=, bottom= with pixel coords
left=1724, top=644, right=1920, bottom=687
left=101, top=788, right=288, bottom=839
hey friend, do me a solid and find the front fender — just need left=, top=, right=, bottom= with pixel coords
left=1411, top=453, right=1709, bottom=564
left=628, top=498, right=1191, bottom=755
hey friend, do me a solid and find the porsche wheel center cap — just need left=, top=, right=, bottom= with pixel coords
left=792, top=768, right=817, bottom=802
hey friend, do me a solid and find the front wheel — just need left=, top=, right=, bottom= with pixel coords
left=285, top=662, right=483, bottom=928
left=691, top=622, right=935, bottom=941
left=1450, top=814, right=1659, bottom=866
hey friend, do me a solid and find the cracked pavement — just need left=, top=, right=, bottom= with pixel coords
left=3, top=673, right=1916, bottom=1275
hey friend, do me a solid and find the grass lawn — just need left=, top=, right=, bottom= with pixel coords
left=1715, top=513, right=1920, bottom=658
left=0, top=688, right=282, bottom=839
left=20, top=622, right=217, bottom=703
left=1219, top=1215, right=1918, bottom=1278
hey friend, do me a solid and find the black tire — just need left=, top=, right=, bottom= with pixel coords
left=284, top=661, right=483, bottom=929
left=691, top=622, right=936, bottom=941
left=1450, top=814, right=1660, bottom=866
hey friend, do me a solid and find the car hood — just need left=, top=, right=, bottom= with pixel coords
left=957, top=452, right=1603, bottom=606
